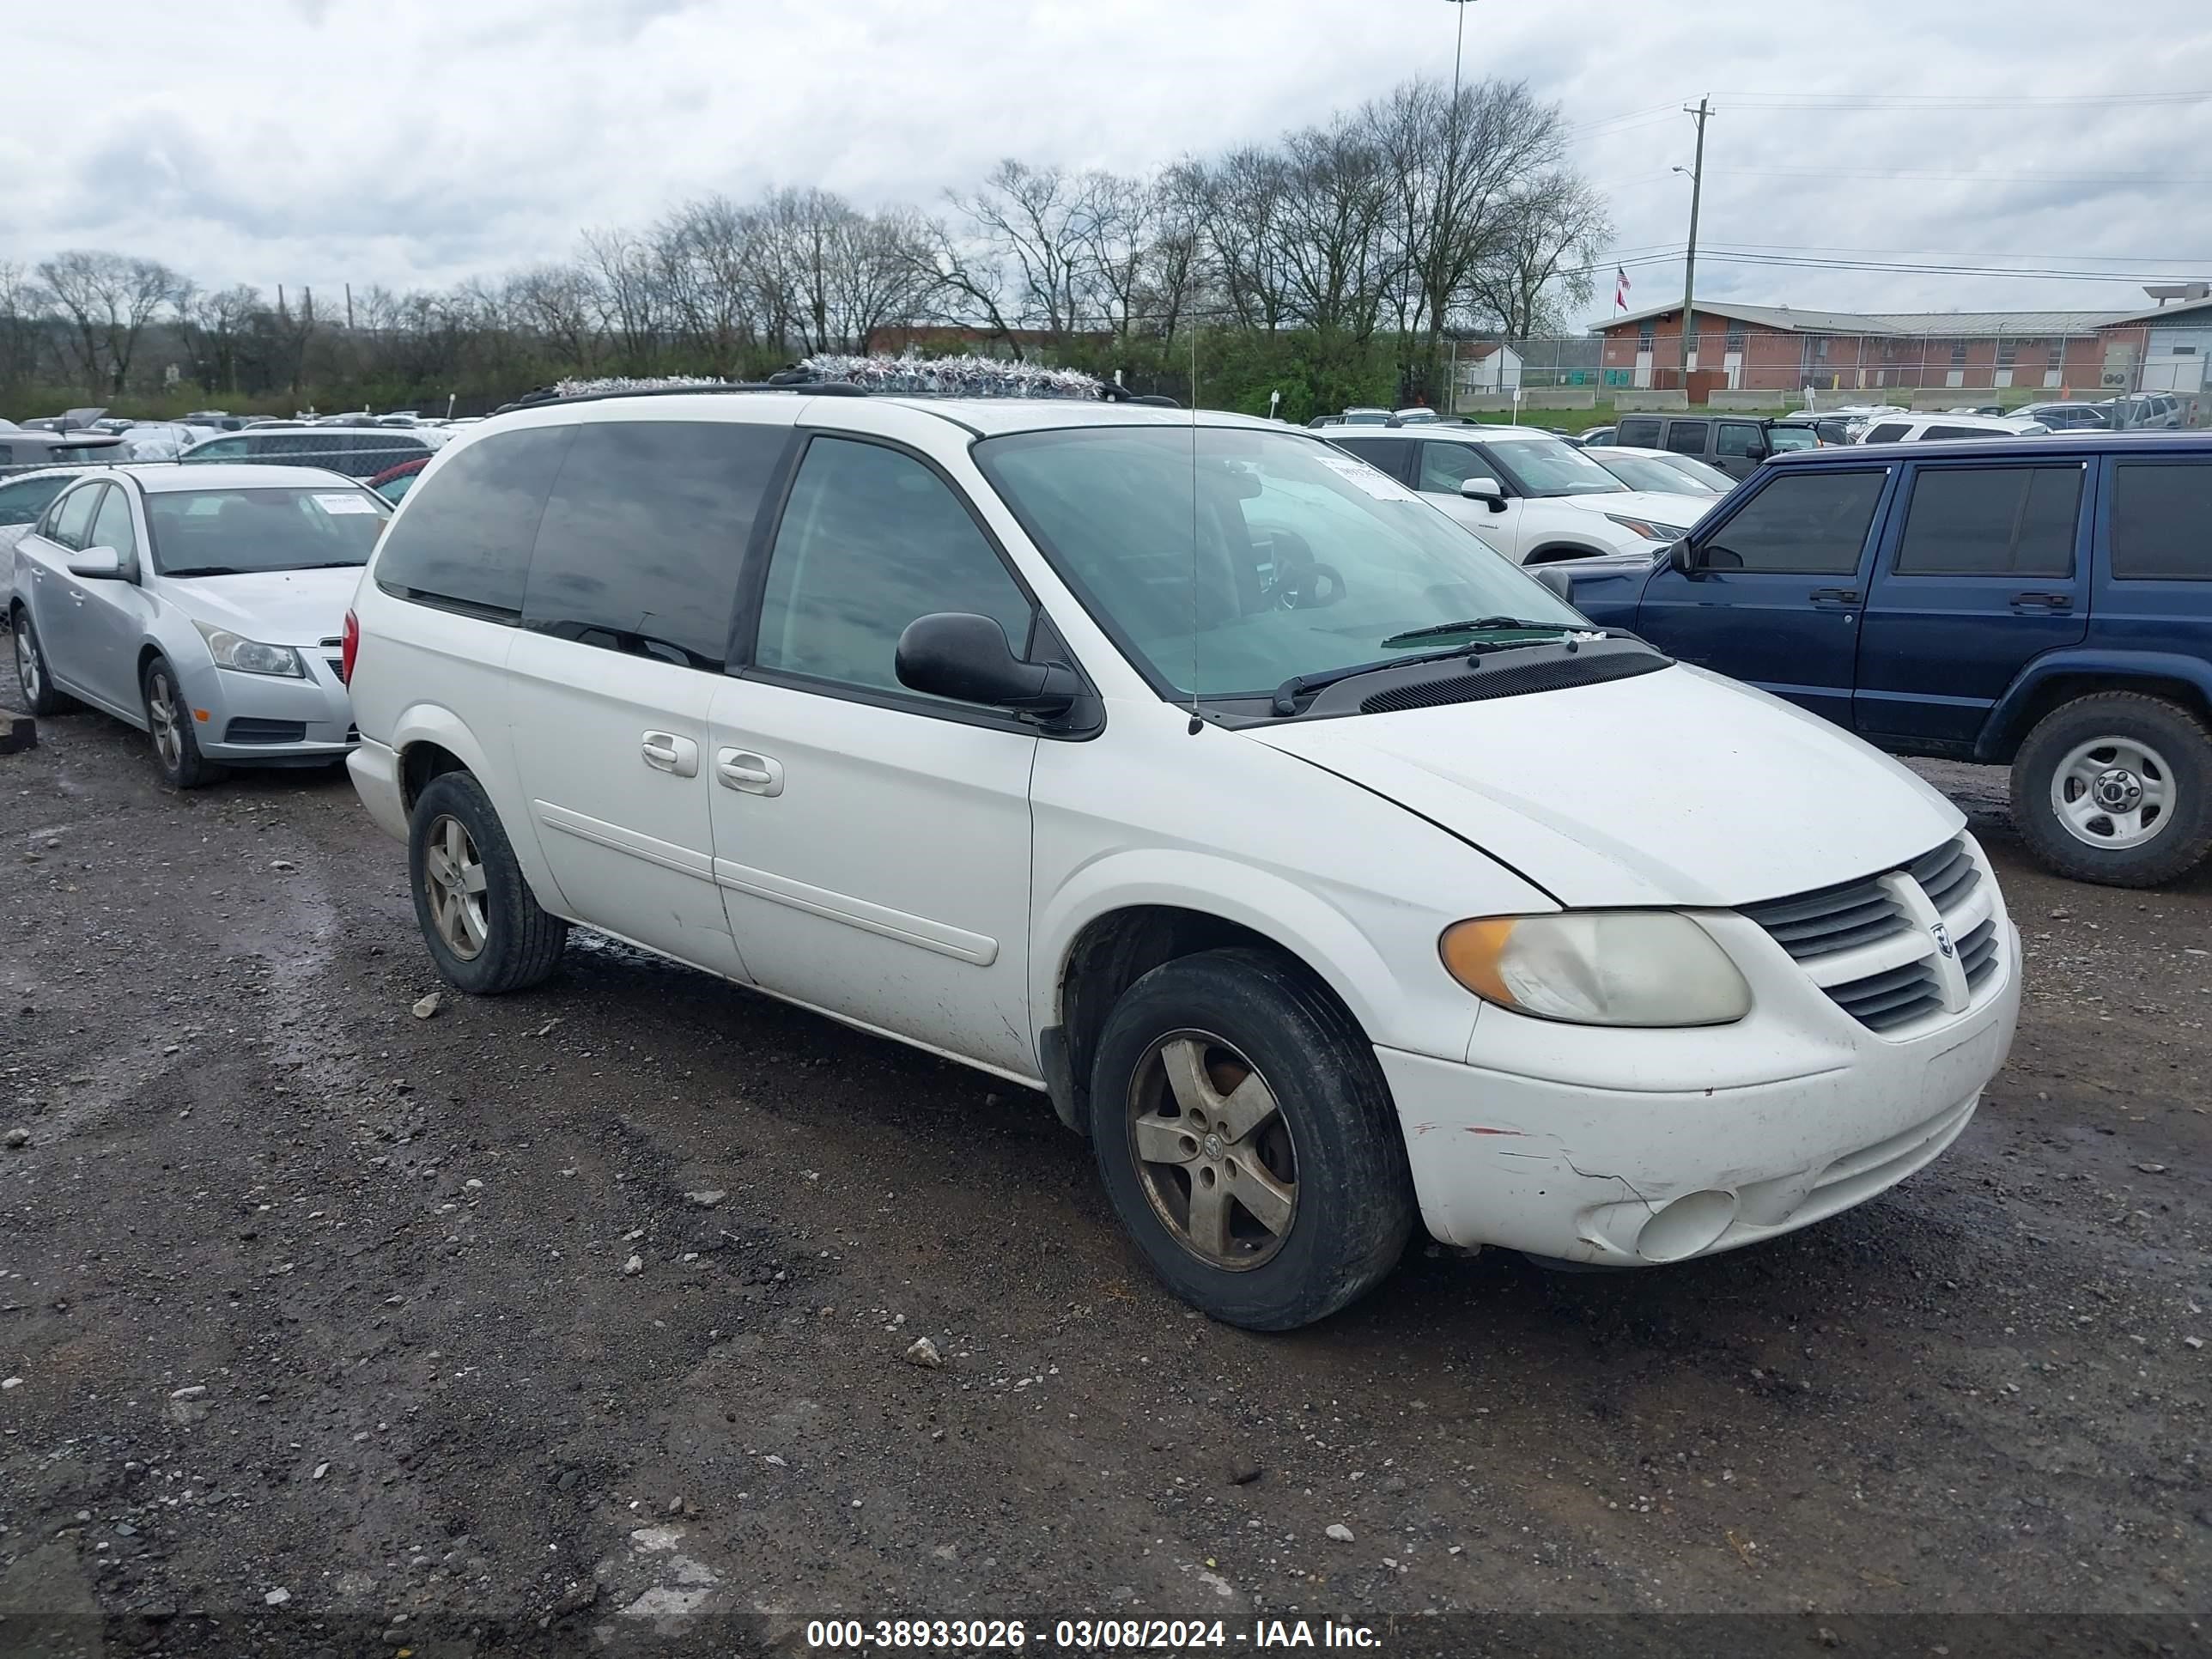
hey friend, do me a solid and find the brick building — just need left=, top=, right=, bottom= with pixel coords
left=1592, top=300, right=2160, bottom=396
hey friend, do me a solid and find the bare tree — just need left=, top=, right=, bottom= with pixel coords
left=1466, top=175, right=1611, bottom=338
left=1188, top=147, right=1296, bottom=334
left=908, top=216, right=1026, bottom=356
left=176, top=282, right=264, bottom=397
left=580, top=229, right=666, bottom=369
left=653, top=196, right=762, bottom=374
left=1275, top=118, right=1397, bottom=339
left=35, top=250, right=181, bottom=395
left=948, top=161, right=1098, bottom=344
left=506, top=264, right=605, bottom=372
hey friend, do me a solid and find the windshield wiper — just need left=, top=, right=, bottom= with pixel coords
left=1272, top=645, right=1474, bottom=715
left=1379, top=616, right=1576, bottom=647
left=162, top=566, right=246, bottom=577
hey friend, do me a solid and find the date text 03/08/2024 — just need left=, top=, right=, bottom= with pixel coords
left=804, top=1618, right=1382, bottom=1650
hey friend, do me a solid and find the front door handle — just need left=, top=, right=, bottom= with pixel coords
left=716, top=749, right=784, bottom=797
left=1808, top=588, right=1861, bottom=608
left=640, top=731, right=699, bottom=778
left=2010, top=590, right=2074, bottom=612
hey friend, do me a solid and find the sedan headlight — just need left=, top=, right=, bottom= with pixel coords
left=1439, top=912, right=1751, bottom=1027
left=1604, top=513, right=1692, bottom=542
left=193, top=621, right=305, bottom=678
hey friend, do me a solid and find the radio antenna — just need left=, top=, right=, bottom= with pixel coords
left=1188, top=326, right=1202, bottom=735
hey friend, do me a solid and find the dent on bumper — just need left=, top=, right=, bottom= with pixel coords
left=1378, top=935, right=2021, bottom=1265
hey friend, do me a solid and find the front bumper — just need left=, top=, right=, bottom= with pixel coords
left=179, top=649, right=356, bottom=765
left=1382, top=908, right=2022, bottom=1266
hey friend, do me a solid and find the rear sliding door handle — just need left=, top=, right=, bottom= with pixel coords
left=640, top=731, right=699, bottom=777
left=716, top=749, right=784, bottom=797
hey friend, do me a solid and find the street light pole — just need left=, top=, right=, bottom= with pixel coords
left=1679, top=96, right=1711, bottom=393
left=1446, top=0, right=1475, bottom=104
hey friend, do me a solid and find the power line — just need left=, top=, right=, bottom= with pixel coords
left=1714, top=89, right=2212, bottom=109
left=1709, top=166, right=2212, bottom=186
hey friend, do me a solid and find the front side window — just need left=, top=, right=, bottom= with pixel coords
left=1699, top=470, right=1889, bottom=575
left=0, top=476, right=70, bottom=526
left=755, top=437, right=1033, bottom=698
left=149, top=487, right=388, bottom=576
left=374, top=426, right=574, bottom=620
left=46, top=483, right=103, bottom=550
left=1893, top=465, right=2081, bottom=577
left=1716, top=422, right=1762, bottom=459
left=524, top=420, right=786, bottom=671
left=1480, top=437, right=1626, bottom=497
left=1329, top=436, right=1411, bottom=479
left=975, top=425, right=1584, bottom=701
left=89, top=484, right=139, bottom=562
left=2110, top=460, right=2210, bottom=580
left=1414, top=441, right=1493, bottom=494
left=1663, top=421, right=1710, bottom=456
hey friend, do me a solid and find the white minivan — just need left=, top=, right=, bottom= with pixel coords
left=343, top=389, right=2021, bottom=1330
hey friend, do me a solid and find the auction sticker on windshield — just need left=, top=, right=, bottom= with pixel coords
left=313, top=493, right=380, bottom=514
left=1315, top=453, right=1419, bottom=502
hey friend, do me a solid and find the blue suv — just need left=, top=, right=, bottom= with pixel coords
left=1563, top=433, right=2212, bottom=886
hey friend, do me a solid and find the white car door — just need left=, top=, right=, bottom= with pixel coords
left=503, top=416, right=790, bottom=982
left=706, top=432, right=1041, bottom=1079
left=1408, top=440, right=1527, bottom=558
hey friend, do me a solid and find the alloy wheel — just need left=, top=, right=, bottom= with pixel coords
left=1126, top=1030, right=1299, bottom=1272
left=146, top=671, right=183, bottom=770
left=14, top=622, right=39, bottom=704
left=2051, top=735, right=2173, bottom=849
left=422, top=813, right=490, bottom=961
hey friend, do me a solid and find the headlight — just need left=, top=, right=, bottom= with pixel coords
left=1439, top=912, right=1751, bottom=1027
left=193, top=622, right=304, bottom=678
left=1605, top=513, right=1691, bottom=542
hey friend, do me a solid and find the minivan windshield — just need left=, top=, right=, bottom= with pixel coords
left=1475, top=434, right=1627, bottom=497
left=147, top=486, right=389, bottom=577
left=975, top=425, right=1587, bottom=701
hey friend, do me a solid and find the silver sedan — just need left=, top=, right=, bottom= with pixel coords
left=8, top=464, right=388, bottom=787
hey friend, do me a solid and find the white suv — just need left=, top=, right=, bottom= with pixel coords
left=344, top=388, right=2020, bottom=1329
left=1328, top=425, right=1719, bottom=562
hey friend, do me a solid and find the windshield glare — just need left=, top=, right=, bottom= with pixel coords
left=149, top=486, right=388, bottom=575
left=1477, top=434, right=1626, bottom=497
left=1598, top=453, right=1724, bottom=495
left=975, top=426, right=1586, bottom=702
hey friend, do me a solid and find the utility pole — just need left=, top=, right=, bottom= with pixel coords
left=1680, top=96, right=1711, bottom=392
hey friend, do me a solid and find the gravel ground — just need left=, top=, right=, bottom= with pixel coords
left=0, top=659, right=2205, bottom=1658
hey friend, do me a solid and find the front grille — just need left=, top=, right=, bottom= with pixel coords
left=1741, top=874, right=1908, bottom=960
left=1911, top=837, right=1980, bottom=911
left=224, top=718, right=307, bottom=744
left=1743, top=834, right=2000, bottom=1036
left=1957, top=915, right=1999, bottom=989
left=1826, top=961, right=1946, bottom=1031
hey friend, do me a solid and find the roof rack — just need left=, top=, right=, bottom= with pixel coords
left=494, top=365, right=1182, bottom=416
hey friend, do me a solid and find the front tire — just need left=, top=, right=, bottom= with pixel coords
left=1089, top=947, right=1416, bottom=1331
left=143, top=656, right=218, bottom=789
left=2012, top=693, right=2212, bottom=887
left=11, top=605, right=70, bottom=717
left=408, top=770, right=568, bottom=994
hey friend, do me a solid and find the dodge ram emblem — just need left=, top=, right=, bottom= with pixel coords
left=1930, top=921, right=1954, bottom=958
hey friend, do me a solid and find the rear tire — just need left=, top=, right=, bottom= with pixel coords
left=2011, top=692, right=2212, bottom=887
left=1088, top=947, right=1415, bottom=1331
left=10, top=605, right=70, bottom=717
left=409, top=770, right=568, bottom=994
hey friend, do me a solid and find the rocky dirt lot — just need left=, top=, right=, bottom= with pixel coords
left=0, top=663, right=2205, bottom=1659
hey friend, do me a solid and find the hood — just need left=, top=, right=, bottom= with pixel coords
left=1244, top=662, right=1962, bottom=908
left=1562, top=489, right=1717, bottom=531
left=158, top=566, right=362, bottom=646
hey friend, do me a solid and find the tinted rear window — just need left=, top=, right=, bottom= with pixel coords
left=522, top=420, right=787, bottom=670
left=1615, top=417, right=1662, bottom=447
left=1663, top=420, right=1709, bottom=454
left=0, top=475, right=70, bottom=525
left=2110, top=460, right=2210, bottom=580
left=1893, top=465, right=2081, bottom=577
left=374, top=427, right=574, bottom=620
left=1329, top=436, right=1412, bottom=477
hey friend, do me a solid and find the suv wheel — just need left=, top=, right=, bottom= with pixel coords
left=1088, top=947, right=1415, bottom=1331
left=2012, top=692, right=2212, bottom=886
left=408, top=770, right=568, bottom=993
left=10, top=606, right=70, bottom=717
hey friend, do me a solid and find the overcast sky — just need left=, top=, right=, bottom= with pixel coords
left=7, top=0, right=2210, bottom=329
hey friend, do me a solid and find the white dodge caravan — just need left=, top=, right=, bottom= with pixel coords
left=343, top=388, right=2021, bottom=1330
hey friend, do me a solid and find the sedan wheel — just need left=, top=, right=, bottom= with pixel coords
left=421, top=813, right=490, bottom=961
left=145, top=669, right=185, bottom=771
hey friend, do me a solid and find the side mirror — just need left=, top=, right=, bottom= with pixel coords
left=1745, top=441, right=1770, bottom=461
left=896, top=612, right=1080, bottom=717
left=1532, top=564, right=1579, bottom=603
left=1665, top=538, right=1696, bottom=576
left=1459, top=476, right=1508, bottom=513
left=67, top=545, right=125, bottom=580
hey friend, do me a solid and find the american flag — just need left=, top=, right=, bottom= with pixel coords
left=1614, top=268, right=1632, bottom=312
